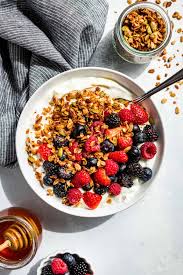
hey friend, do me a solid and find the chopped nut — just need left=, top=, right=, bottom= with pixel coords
left=172, top=12, right=182, bottom=20
left=155, top=0, right=161, bottom=3
left=156, top=75, right=161, bottom=80
left=163, top=1, right=172, bottom=8
left=180, top=36, right=183, bottom=43
left=127, top=0, right=133, bottom=4
left=161, top=98, right=167, bottom=104
left=177, top=28, right=182, bottom=33
left=155, top=82, right=161, bottom=87
left=175, top=85, right=179, bottom=89
left=175, top=107, right=180, bottom=114
left=171, top=40, right=176, bottom=45
left=169, top=91, right=176, bottom=97
left=148, top=69, right=155, bottom=73
left=167, top=57, right=173, bottom=62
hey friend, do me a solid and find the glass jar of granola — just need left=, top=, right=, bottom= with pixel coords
left=112, top=2, right=172, bottom=64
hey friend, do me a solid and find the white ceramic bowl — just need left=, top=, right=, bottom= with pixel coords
left=16, top=67, right=164, bottom=217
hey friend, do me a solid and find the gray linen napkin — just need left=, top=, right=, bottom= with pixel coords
left=0, top=0, right=108, bottom=167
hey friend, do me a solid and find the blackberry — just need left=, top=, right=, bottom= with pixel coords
left=82, top=184, right=93, bottom=191
left=127, top=163, right=143, bottom=178
left=43, top=161, right=59, bottom=175
left=140, top=167, right=152, bottom=182
left=118, top=173, right=133, bottom=188
left=86, top=157, right=98, bottom=168
left=133, top=132, right=147, bottom=145
left=143, top=125, right=159, bottom=142
left=101, top=139, right=115, bottom=153
left=128, top=146, right=141, bottom=163
left=118, top=163, right=127, bottom=174
left=133, top=124, right=141, bottom=133
left=109, top=175, right=118, bottom=182
left=71, top=260, right=90, bottom=275
left=94, top=186, right=108, bottom=195
left=43, top=174, right=53, bottom=186
left=41, top=265, right=53, bottom=275
left=105, top=113, right=121, bottom=128
left=59, top=153, right=66, bottom=161
left=53, top=136, right=69, bottom=149
left=58, top=167, right=73, bottom=180
left=53, top=183, right=67, bottom=198
left=71, top=124, right=87, bottom=138
left=58, top=252, right=76, bottom=269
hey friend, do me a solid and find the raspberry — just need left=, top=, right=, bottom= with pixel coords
left=67, top=188, right=82, bottom=205
left=118, top=136, right=133, bottom=150
left=38, top=144, right=52, bottom=160
left=51, top=258, right=68, bottom=275
left=69, top=141, right=79, bottom=154
left=119, top=109, right=135, bottom=123
left=72, top=170, right=91, bottom=188
left=74, top=153, right=83, bottom=161
left=90, top=121, right=104, bottom=134
left=131, top=103, right=148, bottom=125
left=84, top=136, right=100, bottom=153
left=109, top=183, right=122, bottom=196
left=141, top=142, right=157, bottom=159
left=83, top=192, right=102, bottom=209
left=105, top=159, right=119, bottom=176
left=93, top=168, right=111, bottom=186
left=108, top=151, right=128, bottom=163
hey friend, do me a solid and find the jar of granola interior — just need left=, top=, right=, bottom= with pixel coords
left=112, top=2, right=172, bottom=64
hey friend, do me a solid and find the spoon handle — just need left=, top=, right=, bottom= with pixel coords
left=133, top=68, right=183, bottom=104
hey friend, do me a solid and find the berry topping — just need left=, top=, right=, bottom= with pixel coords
left=59, top=253, right=76, bottom=269
left=127, top=163, right=143, bottom=178
left=118, top=136, right=133, bottom=150
left=71, top=260, right=90, bottom=275
left=100, top=139, right=115, bottom=153
left=53, top=136, right=69, bottom=149
left=75, top=153, right=83, bottom=161
left=109, top=175, right=118, bottom=182
left=38, top=144, right=52, bottom=160
left=86, top=157, right=98, bottom=168
left=82, top=183, right=93, bottom=191
left=67, top=188, right=82, bottom=205
left=83, top=192, right=102, bottom=209
left=43, top=175, right=54, bottom=186
left=133, top=131, right=147, bottom=145
left=118, top=173, right=133, bottom=188
left=143, top=125, right=159, bottom=142
left=140, top=167, right=152, bottom=182
left=43, top=161, right=59, bottom=175
left=133, top=124, right=141, bottom=133
left=127, top=146, right=141, bottom=163
left=71, top=124, right=87, bottom=138
left=94, top=185, right=108, bottom=195
left=51, top=258, right=68, bottom=275
left=119, top=109, right=135, bottom=123
left=108, top=151, right=128, bottom=163
left=141, top=142, right=157, bottom=159
left=105, top=159, right=119, bottom=176
left=53, top=183, right=67, bottom=198
left=109, top=183, right=121, bottom=196
left=58, top=167, right=73, bottom=180
left=131, top=103, right=148, bottom=125
left=93, top=168, right=111, bottom=186
left=41, top=265, right=53, bottom=275
left=85, top=136, right=100, bottom=153
left=118, top=163, right=127, bottom=174
left=105, top=113, right=121, bottom=128
left=69, top=141, right=79, bottom=154
left=72, top=170, right=91, bottom=188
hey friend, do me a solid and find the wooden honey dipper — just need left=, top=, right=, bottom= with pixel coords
left=0, top=222, right=33, bottom=252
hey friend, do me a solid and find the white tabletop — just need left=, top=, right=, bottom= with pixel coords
left=1, top=1, right=183, bottom=274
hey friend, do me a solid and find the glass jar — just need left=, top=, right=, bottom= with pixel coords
left=0, top=207, right=42, bottom=270
left=112, top=2, right=172, bottom=64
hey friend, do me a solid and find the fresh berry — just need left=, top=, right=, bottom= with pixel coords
left=105, top=159, right=119, bottom=176
left=59, top=253, right=76, bottom=269
left=105, top=127, right=122, bottom=138
left=93, top=168, right=111, bottom=186
left=131, top=103, right=148, bottom=124
left=75, top=153, right=83, bottom=161
left=118, top=163, right=127, bottom=174
left=118, top=173, right=133, bottom=188
left=133, top=124, right=141, bottom=133
left=43, top=175, right=53, bottom=186
left=94, top=185, right=108, bottom=195
left=118, top=136, right=133, bottom=150
left=51, top=258, right=68, bottom=275
left=41, top=265, right=53, bottom=275
left=85, top=136, right=100, bottom=153
left=71, top=124, right=87, bottom=138
left=69, top=141, right=79, bottom=154
left=82, top=183, right=93, bottom=191
left=140, top=167, right=152, bottom=182
left=109, top=183, right=121, bottom=196
left=141, top=142, right=157, bottom=159
left=83, top=192, right=102, bottom=209
left=72, top=170, right=91, bottom=188
left=58, top=167, right=73, bottom=180
left=127, top=163, right=143, bottom=178
left=38, top=144, right=52, bottom=160
left=104, top=110, right=110, bottom=118
left=133, top=131, right=147, bottom=145
left=86, top=157, right=98, bottom=168
left=90, top=121, right=104, bottom=133
left=100, top=139, right=115, bottom=153
left=119, top=109, right=135, bottom=123
left=71, top=260, right=90, bottom=275
left=43, top=161, right=59, bottom=175
left=67, top=188, right=82, bottom=205
left=53, top=136, right=69, bottom=149
left=143, top=125, right=159, bottom=142
left=108, top=151, right=128, bottom=163
left=105, top=113, right=121, bottom=128
left=53, top=184, right=67, bottom=198
left=109, top=175, right=118, bottom=182
left=59, top=153, right=66, bottom=161
left=128, top=146, right=141, bottom=163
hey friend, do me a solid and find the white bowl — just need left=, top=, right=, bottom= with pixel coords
left=16, top=67, right=164, bottom=218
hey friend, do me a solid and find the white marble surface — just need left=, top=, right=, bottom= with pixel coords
left=1, top=0, right=183, bottom=274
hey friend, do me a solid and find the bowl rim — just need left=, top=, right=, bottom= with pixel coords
left=16, top=67, right=165, bottom=218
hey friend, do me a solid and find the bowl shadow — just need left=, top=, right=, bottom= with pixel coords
left=0, top=167, right=112, bottom=233
left=27, top=259, right=42, bottom=275
left=89, top=30, right=149, bottom=79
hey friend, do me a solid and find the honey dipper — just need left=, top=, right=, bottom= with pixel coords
left=0, top=223, right=32, bottom=252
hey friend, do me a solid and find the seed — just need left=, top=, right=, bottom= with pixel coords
left=169, top=92, right=176, bottom=97
left=161, top=98, right=167, bottom=104
left=175, top=107, right=180, bottom=114
left=148, top=69, right=155, bottom=74
left=58, top=148, right=63, bottom=158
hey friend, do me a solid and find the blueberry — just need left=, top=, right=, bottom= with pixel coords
left=100, top=139, right=115, bottom=153
left=109, top=176, right=118, bottom=182
left=71, top=124, right=87, bottom=138
left=128, top=146, right=141, bottom=162
left=58, top=167, right=73, bottom=180
left=86, top=157, right=98, bottom=168
left=133, top=124, right=141, bottom=133
left=133, top=132, right=147, bottom=145
left=43, top=175, right=53, bottom=186
left=53, top=183, right=67, bottom=198
left=58, top=253, right=76, bottom=268
left=59, top=153, right=66, bottom=161
left=118, top=164, right=127, bottom=174
left=53, top=136, right=69, bottom=149
left=94, top=186, right=108, bottom=195
left=140, top=167, right=152, bottom=182
left=82, top=184, right=93, bottom=191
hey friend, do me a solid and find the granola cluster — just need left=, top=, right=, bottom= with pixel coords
left=122, top=8, right=166, bottom=51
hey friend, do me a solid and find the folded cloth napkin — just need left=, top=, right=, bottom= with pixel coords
left=0, top=0, right=108, bottom=167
